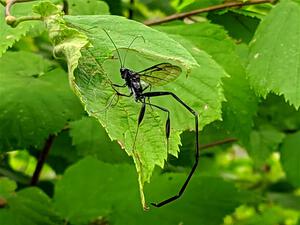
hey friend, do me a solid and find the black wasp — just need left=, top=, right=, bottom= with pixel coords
left=103, top=29, right=199, bottom=207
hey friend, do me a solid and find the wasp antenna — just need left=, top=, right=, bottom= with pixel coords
left=123, top=35, right=145, bottom=67
left=66, top=22, right=98, bottom=35
left=103, top=29, right=123, bottom=68
left=86, top=25, right=98, bottom=31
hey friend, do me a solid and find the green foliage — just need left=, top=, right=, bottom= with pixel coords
left=247, top=0, right=300, bottom=108
left=58, top=15, right=226, bottom=206
left=69, top=117, right=130, bottom=163
left=0, top=2, right=42, bottom=57
left=179, top=0, right=223, bottom=12
left=0, top=183, right=63, bottom=225
left=54, top=157, right=256, bottom=225
left=224, top=204, right=299, bottom=225
left=208, top=11, right=260, bottom=43
left=157, top=22, right=257, bottom=142
left=67, top=0, right=110, bottom=15
left=248, top=125, right=285, bottom=165
left=280, top=131, right=300, bottom=188
left=1, top=0, right=300, bottom=224
left=0, top=177, right=17, bottom=198
left=255, top=94, right=300, bottom=132
left=102, top=0, right=122, bottom=15
left=0, top=51, right=83, bottom=151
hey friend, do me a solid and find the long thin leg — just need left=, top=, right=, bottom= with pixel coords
left=91, top=84, right=131, bottom=114
left=145, top=102, right=171, bottom=141
left=145, top=102, right=171, bottom=163
left=110, top=82, right=133, bottom=97
left=96, top=93, right=118, bottom=113
left=112, top=83, right=127, bottom=88
left=116, top=91, right=133, bottom=97
left=142, top=84, right=153, bottom=110
left=107, top=89, right=132, bottom=116
left=133, top=101, right=171, bottom=154
left=132, top=98, right=146, bottom=151
left=142, top=84, right=151, bottom=92
left=110, top=85, right=131, bottom=107
left=142, top=91, right=199, bottom=208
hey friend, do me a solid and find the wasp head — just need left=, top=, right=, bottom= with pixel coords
left=120, top=67, right=127, bottom=79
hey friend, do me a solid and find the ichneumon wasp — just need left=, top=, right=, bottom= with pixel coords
left=103, top=29, right=199, bottom=208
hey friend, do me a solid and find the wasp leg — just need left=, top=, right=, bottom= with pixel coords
left=111, top=83, right=132, bottom=97
left=133, top=100, right=171, bottom=152
left=142, top=84, right=153, bottom=109
left=132, top=99, right=146, bottom=151
left=116, top=91, right=133, bottom=97
left=142, top=91, right=199, bottom=208
left=112, top=83, right=127, bottom=88
left=145, top=102, right=170, bottom=142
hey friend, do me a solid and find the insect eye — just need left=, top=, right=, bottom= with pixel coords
left=120, top=68, right=126, bottom=78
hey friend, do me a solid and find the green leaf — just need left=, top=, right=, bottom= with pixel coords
left=102, top=0, right=122, bottom=15
left=208, top=11, right=260, bottom=43
left=157, top=22, right=257, bottom=142
left=0, top=2, right=42, bottom=57
left=139, top=0, right=176, bottom=15
left=69, top=117, right=131, bottom=163
left=248, top=125, right=285, bottom=165
left=32, top=0, right=61, bottom=17
left=0, top=177, right=17, bottom=204
left=247, top=0, right=300, bottom=108
left=255, top=94, right=300, bottom=132
left=0, top=51, right=83, bottom=151
left=169, top=0, right=194, bottom=12
left=233, top=205, right=298, bottom=225
left=54, top=156, right=257, bottom=225
left=36, top=8, right=225, bottom=207
left=0, top=187, right=63, bottom=225
left=280, top=131, right=300, bottom=188
left=180, top=0, right=223, bottom=12
left=67, top=0, right=110, bottom=15
left=33, top=1, right=89, bottom=83
left=269, top=192, right=300, bottom=211
left=62, top=15, right=226, bottom=207
left=43, top=130, right=80, bottom=174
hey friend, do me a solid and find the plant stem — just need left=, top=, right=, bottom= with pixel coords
left=129, top=0, right=134, bottom=19
left=5, top=0, right=37, bottom=16
left=200, top=138, right=238, bottom=150
left=62, top=0, right=68, bottom=15
left=30, top=134, right=55, bottom=186
left=144, top=0, right=275, bottom=26
left=5, top=0, right=41, bottom=27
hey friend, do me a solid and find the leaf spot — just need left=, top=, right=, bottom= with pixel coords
left=192, top=47, right=201, bottom=52
left=6, top=35, right=14, bottom=40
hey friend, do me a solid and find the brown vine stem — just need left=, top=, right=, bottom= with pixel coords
left=5, top=0, right=36, bottom=17
left=144, top=0, right=275, bottom=26
left=30, top=134, right=55, bottom=186
left=200, top=137, right=238, bottom=150
left=5, top=0, right=41, bottom=27
left=5, top=0, right=17, bottom=17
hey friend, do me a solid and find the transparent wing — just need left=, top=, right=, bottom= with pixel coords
left=137, top=63, right=182, bottom=86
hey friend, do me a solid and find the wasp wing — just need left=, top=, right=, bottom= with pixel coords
left=137, top=63, right=182, bottom=86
